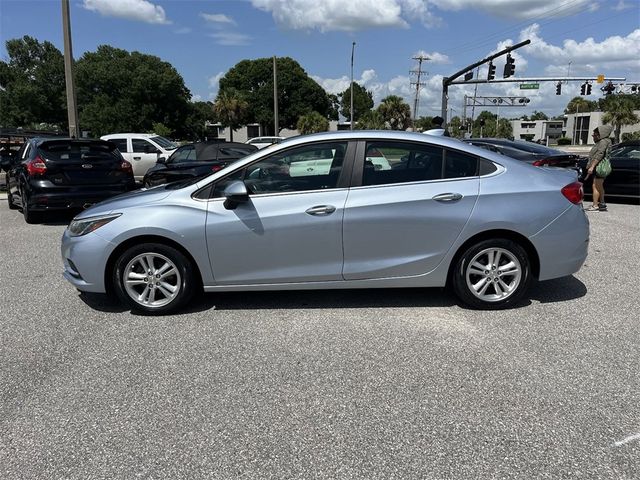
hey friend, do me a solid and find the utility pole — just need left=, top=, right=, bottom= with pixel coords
left=61, top=0, right=79, bottom=138
left=350, top=42, right=356, bottom=130
left=273, top=56, right=278, bottom=136
left=410, top=55, right=429, bottom=128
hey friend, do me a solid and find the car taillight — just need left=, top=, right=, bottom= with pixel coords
left=561, top=181, right=584, bottom=205
left=26, top=155, right=47, bottom=176
left=120, top=160, right=133, bottom=173
left=532, top=157, right=559, bottom=167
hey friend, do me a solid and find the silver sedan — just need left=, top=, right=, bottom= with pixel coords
left=61, top=131, right=589, bottom=314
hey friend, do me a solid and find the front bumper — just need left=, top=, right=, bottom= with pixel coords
left=61, top=229, right=116, bottom=293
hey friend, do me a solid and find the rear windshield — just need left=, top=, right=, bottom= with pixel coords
left=40, top=141, right=121, bottom=162
left=151, top=136, right=178, bottom=150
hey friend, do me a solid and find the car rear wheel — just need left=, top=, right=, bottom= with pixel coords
left=7, top=190, right=18, bottom=210
left=21, top=189, right=40, bottom=224
left=113, top=243, right=195, bottom=314
left=452, top=238, right=531, bottom=309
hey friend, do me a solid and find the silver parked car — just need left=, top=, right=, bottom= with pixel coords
left=61, top=131, right=589, bottom=314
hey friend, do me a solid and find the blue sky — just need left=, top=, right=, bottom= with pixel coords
left=1, top=0, right=638, bottom=118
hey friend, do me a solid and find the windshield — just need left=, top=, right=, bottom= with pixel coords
left=151, top=136, right=178, bottom=150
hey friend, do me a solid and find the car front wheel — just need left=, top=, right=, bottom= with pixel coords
left=113, top=243, right=195, bottom=314
left=452, top=238, right=531, bottom=309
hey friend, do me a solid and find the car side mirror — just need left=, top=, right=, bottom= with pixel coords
left=156, top=156, right=166, bottom=164
left=223, top=180, right=249, bottom=210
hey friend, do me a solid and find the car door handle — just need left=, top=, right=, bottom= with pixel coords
left=133, top=156, right=141, bottom=160
left=305, top=205, right=336, bottom=216
left=433, top=193, right=463, bottom=202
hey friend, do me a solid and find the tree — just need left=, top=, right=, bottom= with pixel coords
left=564, top=97, right=596, bottom=114
left=378, top=95, right=412, bottom=130
left=297, top=111, right=329, bottom=134
left=414, top=116, right=434, bottom=132
left=183, top=101, right=215, bottom=141
left=75, top=45, right=192, bottom=137
left=213, top=89, right=249, bottom=142
left=448, top=116, right=465, bottom=139
left=529, top=111, right=549, bottom=121
left=496, top=118, right=513, bottom=139
left=218, top=57, right=330, bottom=135
left=601, top=95, right=640, bottom=143
left=472, top=111, right=498, bottom=137
left=0, top=36, right=66, bottom=129
left=339, top=82, right=374, bottom=122
left=355, top=110, right=385, bottom=130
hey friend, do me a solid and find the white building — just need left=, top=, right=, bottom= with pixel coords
left=510, top=119, right=564, bottom=143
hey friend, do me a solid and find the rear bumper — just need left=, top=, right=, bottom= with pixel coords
left=530, top=205, right=590, bottom=281
left=27, top=183, right=135, bottom=211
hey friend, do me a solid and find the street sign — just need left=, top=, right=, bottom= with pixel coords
left=520, top=83, right=540, bottom=89
left=597, top=75, right=605, bottom=84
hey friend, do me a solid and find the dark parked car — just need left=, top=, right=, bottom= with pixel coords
left=2, top=137, right=135, bottom=223
left=142, top=141, right=258, bottom=187
left=579, top=140, right=640, bottom=199
left=462, top=138, right=584, bottom=169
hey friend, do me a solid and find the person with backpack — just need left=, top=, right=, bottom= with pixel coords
left=584, top=124, right=613, bottom=212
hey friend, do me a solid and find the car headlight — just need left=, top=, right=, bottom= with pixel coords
left=68, top=213, right=121, bottom=237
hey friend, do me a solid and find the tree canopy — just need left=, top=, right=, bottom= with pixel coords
left=297, top=111, right=329, bottom=134
left=218, top=57, right=330, bottom=135
left=0, top=36, right=67, bottom=129
left=378, top=95, right=412, bottom=130
left=75, top=45, right=192, bottom=137
left=339, top=82, right=374, bottom=122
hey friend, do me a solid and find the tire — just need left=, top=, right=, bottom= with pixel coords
left=7, top=190, right=18, bottom=210
left=113, top=243, right=196, bottom=314
left=21, top=188, right=40, bottom=224
left=452, top=238, right=531, bottom=310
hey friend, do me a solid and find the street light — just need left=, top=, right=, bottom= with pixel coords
left=350, top=41, right=356, bottom=130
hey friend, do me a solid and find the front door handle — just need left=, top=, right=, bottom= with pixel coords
left=433, top=193, right=463, bottom=202
left=133, top=156, right=142, bottom=160
left=305, top=205, right=336, bottom=216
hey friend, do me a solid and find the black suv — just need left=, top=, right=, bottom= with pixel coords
left=2, top=137, right=136, bottom=223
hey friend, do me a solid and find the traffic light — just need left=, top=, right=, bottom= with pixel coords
left=586, top=83, right=592, bottom=95
left=555, top=82, right=562, bottom=95
left=487, top=62, right=496, bottom=81
left=580, top=83, right=586, bottom=95
left=602, top=82, right=616, bottom=95
left=479, top=119, right=486, bottom=127
left=503, top=54, right=515, bottom=78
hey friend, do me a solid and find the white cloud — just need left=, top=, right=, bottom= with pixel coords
left=174, top=27, right=192, bottom=34
left=207, top=32, right=252, bottom=46
left=414, top=50, right=450, bottom=65
left=82, top=0, right=170, bottom=24
left=200, top=13, right=236, bottom=26
left=520, top=24, right=640, bottom=68
left=251, top=0, right=408, bottom=31
left=431, top=0, right=590, bottom=20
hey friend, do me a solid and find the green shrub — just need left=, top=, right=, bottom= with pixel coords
left=556, top=137, right=572, bottom=145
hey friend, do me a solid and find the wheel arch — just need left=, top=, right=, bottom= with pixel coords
left=447, top=229, right=540, bottom=285
left=104, top=235, right=204, bottom=295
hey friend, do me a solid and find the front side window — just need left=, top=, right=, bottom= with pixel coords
left=132, top=139, right=155, bottom=153
left=212, top=141, right=347, bottom=197
left=169, top=145, right=195, bottom=164
left=362, top=142, right=444, bottom=186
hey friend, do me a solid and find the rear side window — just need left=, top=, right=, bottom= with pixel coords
left=39, top=142, right=120, bottom=162
left=362, top=141, right=444, bottom=186
left=110, top=138, right=128, bottom=153
left=170, top=145, right=195, bottom=164
left=444, top=149, right=478, bottom=178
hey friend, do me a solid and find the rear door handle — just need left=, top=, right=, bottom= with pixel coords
left=305, top=205, right=336, bottom=216
left=433, top=193, right=463, bottom=202
left=133, top=156, right=142, bottom=160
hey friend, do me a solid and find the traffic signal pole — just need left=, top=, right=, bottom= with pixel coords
left=441, top=39, right=530, bottom=124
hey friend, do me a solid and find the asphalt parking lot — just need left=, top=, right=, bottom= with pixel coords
left=1, top=197, right=638, bottom=479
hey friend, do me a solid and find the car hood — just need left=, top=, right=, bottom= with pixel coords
left=74, top=186, right=172, bottom=219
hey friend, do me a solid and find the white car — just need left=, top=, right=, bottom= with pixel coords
left=245, top=136, right=285, bottom=149
left=101, top=133, right=177, bottom=182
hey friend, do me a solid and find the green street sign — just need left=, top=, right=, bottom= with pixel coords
left=520, top=83, right=540, bottom=89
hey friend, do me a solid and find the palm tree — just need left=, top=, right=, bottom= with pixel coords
left=296, top=111, right=329, bottom=134
left=378, top=95, right=412, bottom=130
left=355, top=110, right=386, bottom=130
left=602, top=96, right=639, bottom=144
left=213, top=88, right=248, bottom=142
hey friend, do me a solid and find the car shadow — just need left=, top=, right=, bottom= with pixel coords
left=78, top=276, right=587, bottom=315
